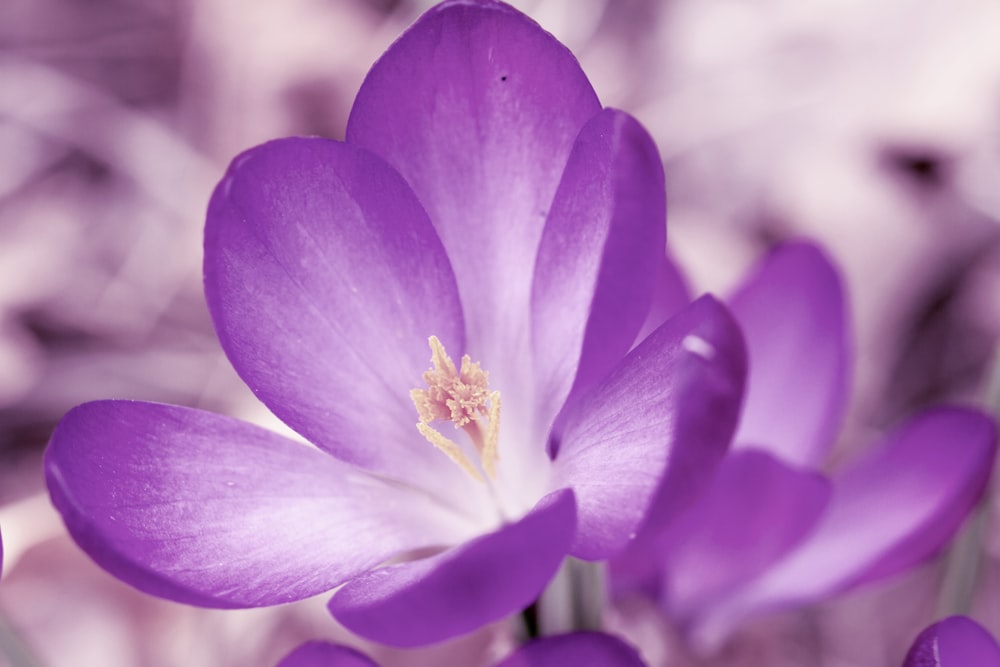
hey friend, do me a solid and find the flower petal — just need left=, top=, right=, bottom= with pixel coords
left=634, top=254, right=691, bottom=347
left=827, top=407, right=996, bottom=588
left=531, top=109, right=666, bottom=434
left=904, top=616, right=1000, bottom=667
left=554, top=296, right=747, bottom=561
left=698, top=407, right=996, bottom=641
left=45, top=401, right=467, bottom=608
left=496, top=632, right=647, bottom=667
left=277, top=642, right=378, bottom=667
left=658, top=450, right=830, bottom=618
left=728, top=241, right=850, bottom=466
left=204, top=137, right=469, bottom=487
left=329, top=489, right=576, bottom=647
left=346, top=0, right=601, bottom=372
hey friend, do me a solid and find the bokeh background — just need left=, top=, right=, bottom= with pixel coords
left=2, top=0, right=1000, bottom=665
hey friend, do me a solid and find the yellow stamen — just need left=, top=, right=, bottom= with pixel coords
left=482, top=390, right=501, bottom=478
left=411, top=336, right=501, bottom=481
left=416, top=423, right=484, bottom=482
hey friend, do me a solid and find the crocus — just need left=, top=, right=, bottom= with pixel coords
left=44, top=0, right=746, bottom=648
left=613, top=241, right=997, bottom=651
left=904, top=616, right=1000, bottom=667
left=277, top=633, right=647, bottom=667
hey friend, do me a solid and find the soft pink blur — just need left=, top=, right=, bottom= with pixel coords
left=1, top=0, right=999, bottom=665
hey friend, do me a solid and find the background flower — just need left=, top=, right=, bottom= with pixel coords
left=276, top=633, right=648, bottom=667
left=607, top=242, right=997, bottom=665
left=903, top=616, right=1000, bottom=666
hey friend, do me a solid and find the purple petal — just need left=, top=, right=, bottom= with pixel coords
left=634, top=254, right=691, bottom=347
left=277, top=642, right=378, bottom=667
left=700, top=407, right=996, bottom=638
left=728, top=241, right=850, bottom=466
left=658, top=450, right=830, bottom=618
left=204, top=137, right=469, bottom=487
left=531, top=109, right=666, bottom=433
left=832, top=407, right=996, bottom=588
left=329, top=489, right=575, bottom=647
left=46, top=401, right=467, bottom=608
left=496, top=632, right=647, bottom=667
left=554, top=296, right=746, bottom=561
left=347, top=0, right=601, bottom=372
left=904, top=616, right=1000, bottom=667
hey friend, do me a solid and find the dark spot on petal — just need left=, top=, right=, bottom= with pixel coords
left=500, top=75, right=508, bottom=82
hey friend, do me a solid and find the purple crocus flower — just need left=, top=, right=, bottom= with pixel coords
left=614, top=241, right=997, bottom=651
left=44, top=0, right=746, bottom=648
left=904, top=616, right=1000, bottom=667
left=277, top=633, right=647, bottom=667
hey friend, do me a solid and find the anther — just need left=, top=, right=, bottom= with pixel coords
left=411, top=336, right=501, bottom=480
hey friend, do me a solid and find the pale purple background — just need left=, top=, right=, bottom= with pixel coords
left=2, top=0, right=1000, bottom=665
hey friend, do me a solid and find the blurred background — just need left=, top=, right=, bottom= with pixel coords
left=1, top=0, right=1000, bottom=665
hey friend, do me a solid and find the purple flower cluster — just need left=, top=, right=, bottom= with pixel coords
left=39, top=0, right=1000, bottom=665
left=611, top=242, right=996, bottom=651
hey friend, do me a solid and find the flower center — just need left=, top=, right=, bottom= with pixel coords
left=410, top=336, right=501, bottom=482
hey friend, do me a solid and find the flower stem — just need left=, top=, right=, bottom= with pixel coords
left=534, top=558, right=607, bottom=636
left=0, top=613, right=42, bottom=667
left=935, top=344, right=1000, bottom=616
left=935, top=503, right=987, bottom=617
